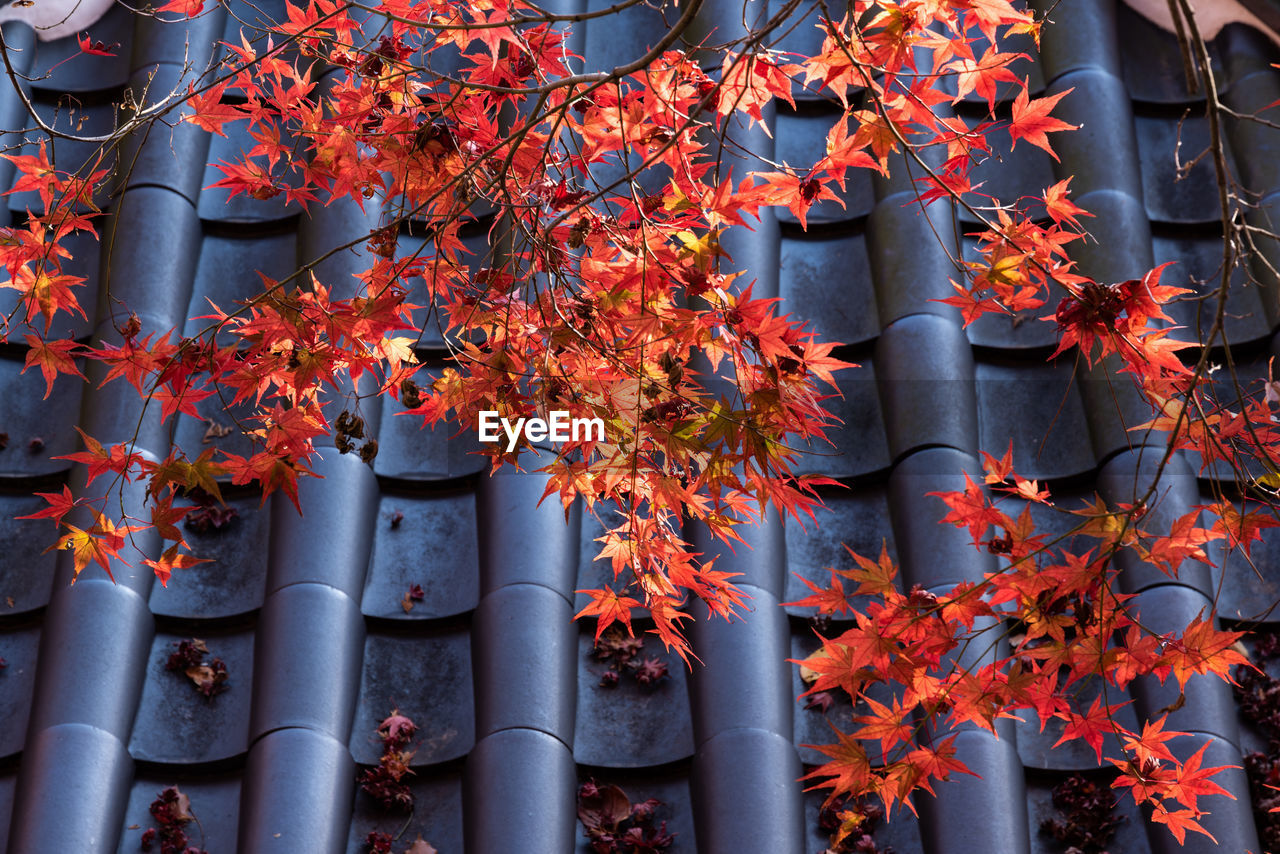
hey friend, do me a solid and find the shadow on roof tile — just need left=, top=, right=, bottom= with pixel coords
left=958, top=122, right=1055, bottom=225
left=582, top=0, right=676, bottom=80
left=0, top=493, right=58, bottom=614
left=572, top=769, right=695, bottom=853
left=0, top=771, right=12, bottom=849
left=220, top=0, right=290, bottom=43
left=363, top=488, right=479, bottom=620
left=574, top=626, right=694, bottom=767
left=129, top=629, right=253, bottom=764
left=779, top=231, right=878, bottom=346
left=1155, top=233, right=1270, bottom=346
left=0, top=623, right=38, bottom=760
left=147, top=495, right=269, bottom=619
left=875, top=315, right=980, bottom=460
left=1211, top=520, right=1280, bottom=625
left=782, top=484, right=897, bottom=618
left=975, top=357, right=1095, bottom=481
left=115, top=774, right=242, bottom=854
left=184, top=230, right=299, bottom=342
left=0, top=355, right=84, bottom=477
left=347, top=767, right=464, bottom=854
left=131, top=5, right=227, bottom=70
left=349, top=628, right=474, bottom=766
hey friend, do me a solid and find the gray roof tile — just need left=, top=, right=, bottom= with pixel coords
left=349, top=628, right=475, bottom=765
left=127, top=629, right=254, bottom=764
left=573, top=627, right=695, bottom=767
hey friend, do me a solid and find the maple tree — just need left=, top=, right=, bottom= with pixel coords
left=3, top=0, right=1279, bottom=844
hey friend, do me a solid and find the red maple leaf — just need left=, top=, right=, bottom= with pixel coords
left=1007, top=83, right=1079, bottom=161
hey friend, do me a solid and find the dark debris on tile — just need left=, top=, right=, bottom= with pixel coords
left=573, top=770, right=696, bottom=853
left=347, top=768, right=465, bottom=854
left=1023, top=771, right=1151, bottom=854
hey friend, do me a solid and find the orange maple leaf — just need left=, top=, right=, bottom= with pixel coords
left=1007, top=83, right=1079, bottom=161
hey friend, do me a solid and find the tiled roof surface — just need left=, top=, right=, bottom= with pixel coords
left=2, top=0, right=1280, bottom=851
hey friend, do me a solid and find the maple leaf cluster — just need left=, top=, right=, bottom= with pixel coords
left=1039, top=774, right=1123, bottom=854
left=592, top=625, right=670, bottom=689
left=360, top=709, right=418, bottom=811
left=789, top=445, right=1248, bottom=842
left=5, top=0, right=1071, bottom=667
left=139, top=785, right=206, bottom=854
left=577, top=779, right=674, bottom=853
left=2, top=0, right=1275, bottom=842
left=165, top=638, right=229, bottom=699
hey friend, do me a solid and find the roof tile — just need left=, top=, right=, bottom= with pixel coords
left=362, top=487, right=480, bottom=620
left=127, top=628, right=254, bottom=764
left=349, top=628, right=475, bottom=765
left=573, top=627, right=695, bottom=767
